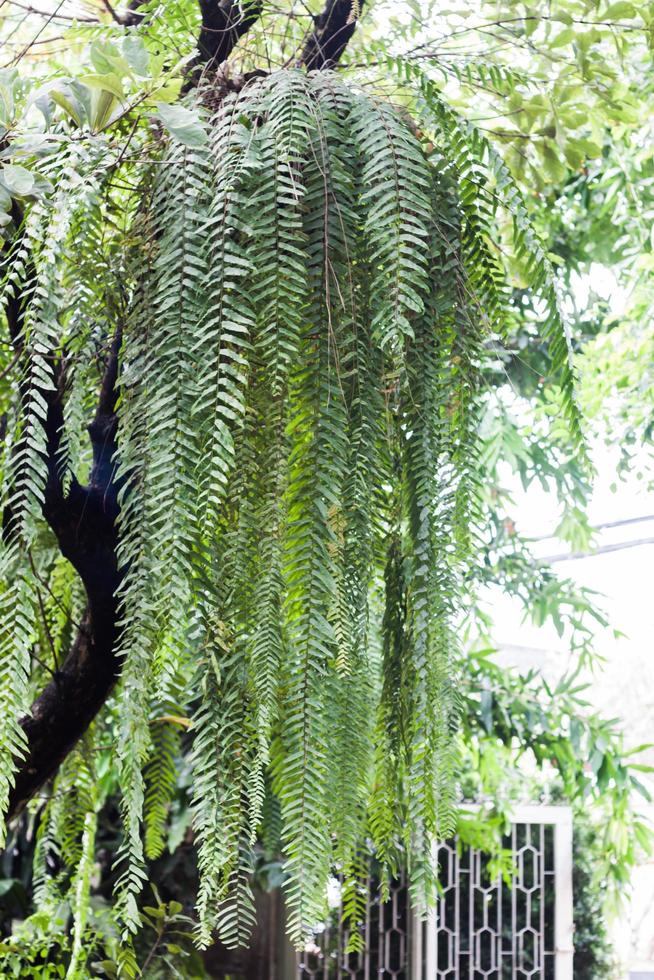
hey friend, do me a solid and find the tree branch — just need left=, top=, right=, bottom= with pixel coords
left=99, top=0, right=147, bottom=26
left=6, top=328, right=124, bottom=821
left=185, top=0, right=263, bottom=87
left=297, top=0, right=363, bottom=70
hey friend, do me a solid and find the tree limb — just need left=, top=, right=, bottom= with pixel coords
left=7, top=350, right=122, bottom=817
left=297, top=0, right=363, bottom=70
left=98, top=0, right=147, bottom=26
left=185, top=0, right=263, bottom=88
left=4, top=271, right=124, bottom=819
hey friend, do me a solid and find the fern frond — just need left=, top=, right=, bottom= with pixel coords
left=349, top=88, right=431, bottom=349
left=277, top=79, right=351, bottom=943
left=0, top=68, right=584, bottom=952
left=382, top=55, right=584, bottom=449
left=143, top=715, right=180, bottom=861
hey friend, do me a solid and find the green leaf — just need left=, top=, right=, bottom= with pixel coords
left=549, top=28, right=575, bottom=48
left=90, top=89, right=117, bottom=131
left=0, top=877, right=23, bottom=897
left=0, top=75, right=15, bottom=126
left=155, top=103, right=207, bottom=148
left=91, top=960, right=118, bottom=977
left=80, top=73, right=125, bottom=100
left=1, top=163, right=34, bottom=196
left=604, top=1, right=637, bottom=18
left=122, top=36, right=150, bottom=77
left=47, top=80, right=88, bottom=127
left=90, top=39, right=130, bottom=77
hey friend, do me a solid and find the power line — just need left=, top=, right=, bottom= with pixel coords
left=542, top=536, right=654, bottom=563
left=594, top=513, right=654, bottom=531
left=532, top=513, right=654, bottom=542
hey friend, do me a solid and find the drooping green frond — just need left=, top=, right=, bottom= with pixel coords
left=192, top=91, right=257, bottom=540
left=350, top=90, right=431, bottom=349
left=368, top=528, right=409, bottom=887
left=311, top=75, right=379, bottom=873
left=378, top=55, right=584, bottom=450
left=0, top=67, right=583, bottom=951
left=245, top=74, right=314, bottom=836
left=31, top=736, right=99, bottom=972
left=113, top=124, right=216, bottom=931
left=66, top=800, right=98, bottom=980
left=57, top=144, right=113, bottom=492
left=143, top=714, right=181, bottom=861
left=275, top=82, right=350, bottom=940
left=191, top=610, right=256, bottom=950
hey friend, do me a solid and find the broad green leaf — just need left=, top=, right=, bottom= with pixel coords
left=80, top=73, right=125, bottom=100
left=90, top=39, right=131, bottom=77
left=47, top=81, right=88, bottom=127
left=155, top=103, right=207, bottom=148
left=604, top=1, right=637, bottom=18
left=123, top=36, right=150, bottom=77
left=90, top=89, right=117, bottom=131
left=0, top=80, right=14, bottom=126
left=2, top=164, right=34, bottom=196
left=549, top=28, right=575, bottom=48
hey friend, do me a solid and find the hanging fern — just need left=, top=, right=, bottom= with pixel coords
left=0, top=66, right=581, bottom=954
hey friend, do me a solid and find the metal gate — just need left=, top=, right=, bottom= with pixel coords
left=296, top=870, right=411, bottom=979
left=296, top=806, right=573, bottom=980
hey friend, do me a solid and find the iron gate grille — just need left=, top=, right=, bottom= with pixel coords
left=295, top=806, right=573, bottom=980
left=296, top=871, right=410, bottom=979
left=416, top=822, right=556, bottom=979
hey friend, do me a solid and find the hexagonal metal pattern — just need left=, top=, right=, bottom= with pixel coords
left=296, top=821, right=560, bottom=979
left=296, top=870, right=410, bottom=979
left=418, top=821, right=558, bottom=979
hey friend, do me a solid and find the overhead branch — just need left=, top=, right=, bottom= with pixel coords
left=99, top=0, right=147, bottom=26
left=297, top=0, right=363, bottom=70
left=6, top=324, right=124, bottom=821
left=185, top=0, right=263, bottom=87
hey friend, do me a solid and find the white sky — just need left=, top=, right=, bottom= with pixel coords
left=486, top=264, right=654, bottom=755
left=488, top=456, right=654, bottom=751
left=485, top=379, right=654, bottom=972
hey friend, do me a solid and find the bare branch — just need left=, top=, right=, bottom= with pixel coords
left=185, top=0, right=263, bottom=87
left=297, top=0, right=363, bottom=70
left=102, top=0, right=148, bottom=27
left=7, top=330, right=124, bottom=821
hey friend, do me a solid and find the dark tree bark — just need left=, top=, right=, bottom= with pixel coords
left=195, top=0, right=263, bottom=71
left=6, top=327, right=122, bottom=820
left=297, top=0, right=363, bottom=69
left=4, top=0, right=365, bottom=824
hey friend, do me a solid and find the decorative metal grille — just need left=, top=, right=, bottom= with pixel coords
left=416, top=822, right=556, bottom=979
left=294, top=806, right=572, bottom=980
left=296, top=871, right=410, bottom=980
